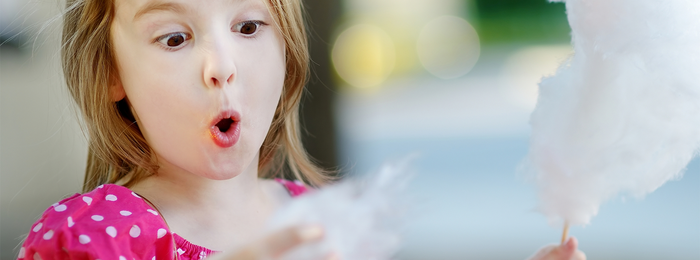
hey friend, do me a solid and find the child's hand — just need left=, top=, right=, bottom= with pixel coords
left=527, top=237, right=586, bottom=260
left=207, top=225, right=333, bottom=260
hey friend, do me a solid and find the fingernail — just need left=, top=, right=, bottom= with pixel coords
left=299, top=225, right=324, bottom=241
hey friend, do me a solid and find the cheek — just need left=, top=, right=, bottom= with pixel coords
left=120, top=60, right=199, bottom=124
left=238, top=38, right=287, bottom=139
left=127, top=84, right=207, bottom=166
left=113, top=32, right=204, bottom=124
left=114, top=50, right=206, bottom=159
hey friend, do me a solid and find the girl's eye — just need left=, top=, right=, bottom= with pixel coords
left=234, top=21, right=264, bottom=36
left=156, top=32, right=191, bottom=48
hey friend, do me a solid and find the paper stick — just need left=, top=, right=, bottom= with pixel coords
left=561, top=222, right=569, bottom=245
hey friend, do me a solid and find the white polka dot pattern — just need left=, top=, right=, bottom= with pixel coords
left=19, top=184, right=193, bottom=260
left=79, top=235, right=91, bottom=244
left=105, top=194, right=117, bottom=201
left=106, top=226, right=117, bottom=238
left=54, top=205, right=67, bottom=212
left=130, top=225, right=141, bottom=238
left=42, top=230, right=53, bottom=240
left=32, top=223, right=42, bottom=232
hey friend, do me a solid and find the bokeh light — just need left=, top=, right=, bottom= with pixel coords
left=331, top=24, right=396, bottom=89
left=417, top=15, right=480, bottom=79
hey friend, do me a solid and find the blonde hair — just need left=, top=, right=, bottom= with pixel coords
left=61, top=0, right=330, bottom=193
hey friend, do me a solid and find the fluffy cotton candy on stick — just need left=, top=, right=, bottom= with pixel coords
left=264, top=161, right=411, bottom=260
left=525, top=0, right=700, bottom=227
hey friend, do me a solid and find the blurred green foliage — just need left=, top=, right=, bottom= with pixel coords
left=471, top=0, right=570, bottom=45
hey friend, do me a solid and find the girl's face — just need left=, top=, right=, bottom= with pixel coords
left=111, top=0, right=286, bottom=180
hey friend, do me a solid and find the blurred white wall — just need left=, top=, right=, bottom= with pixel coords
left=0, top=1, right=87, bottom=259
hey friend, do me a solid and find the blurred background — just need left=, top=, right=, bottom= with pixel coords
left=1, top=0, right=698, bottom=259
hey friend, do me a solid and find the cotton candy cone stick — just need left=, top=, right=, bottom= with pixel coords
left=560, top=222, right=569, bottom=245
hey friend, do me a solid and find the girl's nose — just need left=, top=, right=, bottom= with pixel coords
left=202, top=34, right=236, bottom=88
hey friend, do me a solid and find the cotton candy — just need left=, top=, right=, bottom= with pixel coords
left=265, top=160, right=411, bottom=260
left=525, top=0, right=700, bottom=226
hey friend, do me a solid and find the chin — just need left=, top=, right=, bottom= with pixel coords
left=198, top=163, right=246, bottom=180
left=201, top=152, right=259, bottom=180
left=203, top=172, right=241, bottom=181
left=171, top=139, right=261, bottom=181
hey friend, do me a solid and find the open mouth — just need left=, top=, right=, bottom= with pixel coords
left=210, top=111, right=241, bottom=148
left=216, top=118, right=234, bottom=133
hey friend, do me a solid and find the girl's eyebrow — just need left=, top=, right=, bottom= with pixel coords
left=133, top=1, right=188, bottom=21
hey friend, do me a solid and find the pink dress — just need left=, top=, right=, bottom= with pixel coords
left=18, top=179, right=308, bottom=260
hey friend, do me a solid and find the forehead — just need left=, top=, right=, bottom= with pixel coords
left=114, top=0, right=270, bottom=21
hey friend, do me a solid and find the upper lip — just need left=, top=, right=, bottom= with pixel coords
left=210, top=109, right=241, bottom=128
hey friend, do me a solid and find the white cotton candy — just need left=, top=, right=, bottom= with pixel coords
left=525, top=0, right=700, bottom=226
left=265, top=161, right=411, bottom=260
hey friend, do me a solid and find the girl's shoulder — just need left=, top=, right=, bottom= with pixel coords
left=19, top=184, right=174, bottom=260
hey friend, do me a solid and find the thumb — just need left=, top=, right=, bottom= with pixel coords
left=558, top=237, right=578, bottom=259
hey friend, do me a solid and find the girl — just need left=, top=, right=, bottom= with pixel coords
left=18, top=0, right=585, bottom=259
left=20, top=0, right=330, bottom=259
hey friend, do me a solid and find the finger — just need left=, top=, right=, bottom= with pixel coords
left=263, top=225, right=324, bottom=257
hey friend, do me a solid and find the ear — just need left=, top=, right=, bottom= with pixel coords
left=110, top=79, right=126, bottom=102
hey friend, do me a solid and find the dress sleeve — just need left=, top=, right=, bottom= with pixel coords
left=18, top=186, right=175, bottom=260
left=20, top=194, right=79, bottom=259
left=274, top=178, right=309, bottom=197
left=21, top=214, right=97, bottom=260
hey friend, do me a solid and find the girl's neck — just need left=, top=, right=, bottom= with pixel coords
left=139, top=159, right=266, bottom=210
left=127, top=155, right=281, bottom=250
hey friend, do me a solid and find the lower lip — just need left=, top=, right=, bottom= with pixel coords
left=209, top=121, right=240, bottom=148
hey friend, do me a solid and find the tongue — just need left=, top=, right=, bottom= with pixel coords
left=216, top=118, right=234, bottom=132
